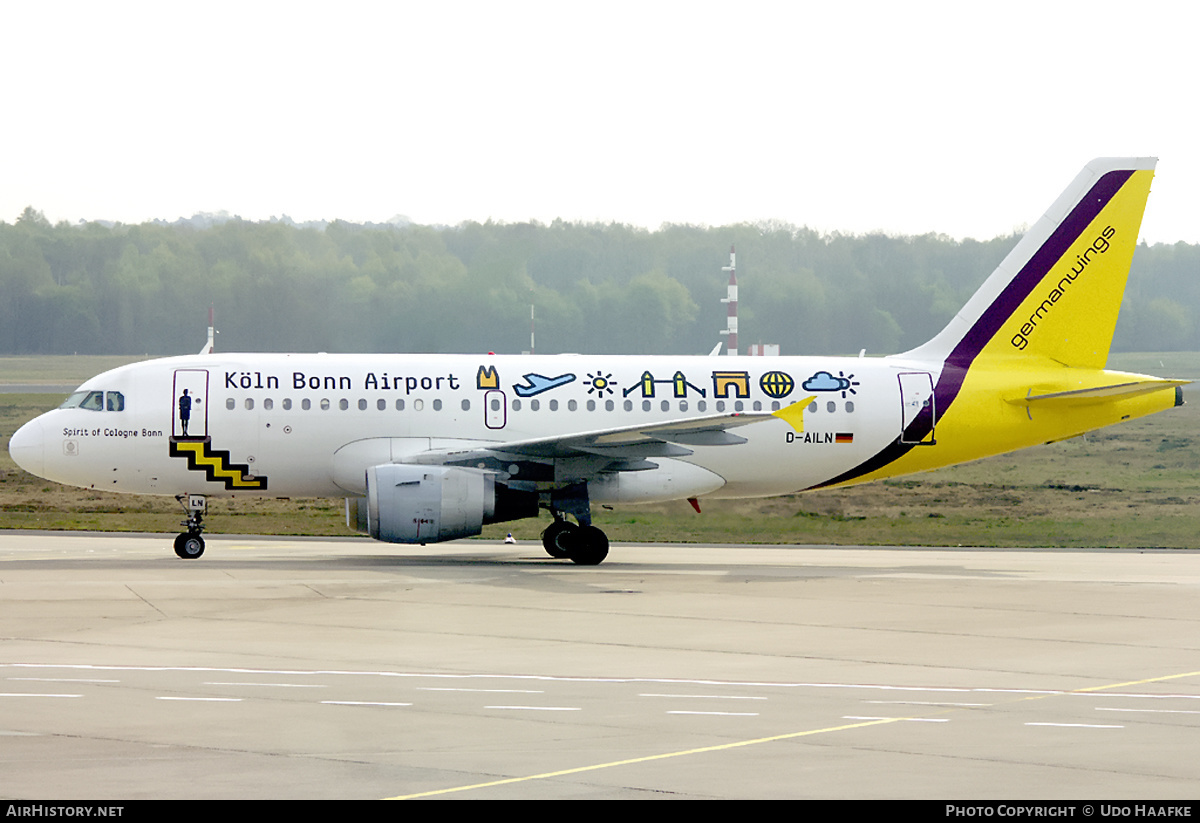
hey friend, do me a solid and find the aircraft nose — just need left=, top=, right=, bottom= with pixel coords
left=8, top=417, right=46, bottom=478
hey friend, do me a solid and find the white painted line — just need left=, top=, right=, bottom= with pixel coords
left=1096, top=707, right=1200, bottom=715
left=155, top=696, right=243, bottom=702
left=8, top=677, right=119, bottom=683
left=1024, top=722, right=1122, bottom=728
left=866, top=700, right=990, bottom=707
left=843, top=716, right=949, bottom=722
left=484, top=706, right=581, bottom=711
left=667, top=711, right=759, bottom=717
left=640, top=693, right=766, bottom=700
left=0, top=693, right=81, bottom=698
left=321, top=701, right=413, bottom=707
left=418, top=688, right=544, bottom=693
left=1072, top=692, right=1200, bottom=700
left=203, top=681, right=327, bottom=688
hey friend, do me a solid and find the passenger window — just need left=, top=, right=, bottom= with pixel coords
left=461, top=399, right=471, bottom=411
left=377, top=399, right=386, bottom=411
left=605, top=400, right=614, bottom=412
left=679, top=400, right=688, bottom=412
left=302, top=399, right=312, bottom=410
left=808, top=401, right=817, bottom=413
left=624, top=400, right=632, bottom=412
left=586, top=400, right=595, bottom=411
left=433, top=399, right=442, bottom=411
left=244, top=398, right=254, bottom=410
left=512, top=399, right=521, bottom=411
left=531, top=399, right=540, bottom=411
left=283, top=398, right=292, bottom=410
left=339, top=399, right=348, bottom=410
left=826, top=401, right=836, bottom=413
left=568, top=400, right=577, bottom=411
left=226, top=398, right=235, bottom=410
left=642, top=400, right=651, bottom=412
left=716, top=401, right=726, bottom=412
left=358, top=399, right=367, bottom=411
left=395, top=399, right=405, bottom=411
left=549, top=400, right=559, bottom=411
left=697, top=401, right=707, bottom=412
left=264, top=398, right=273, bottom=410
left=846, top=401, right=855, bottom=413
left=414, top=399, right=424, bottom=411
left=321, top=399, right=331, bottom=410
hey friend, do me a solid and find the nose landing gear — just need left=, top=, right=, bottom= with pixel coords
left=173, top=494, right=207, bottom=559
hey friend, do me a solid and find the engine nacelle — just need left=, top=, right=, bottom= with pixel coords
left=350, top=464, right=537, bottom=544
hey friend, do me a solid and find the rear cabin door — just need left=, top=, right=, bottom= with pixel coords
left=898, top=372, right=936, bottom=445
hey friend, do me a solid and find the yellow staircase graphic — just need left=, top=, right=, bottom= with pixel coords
left=169, top=437, right=267, bottom=490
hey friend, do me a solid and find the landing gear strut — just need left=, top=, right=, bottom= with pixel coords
left=174, top=494, right=206, bottom=559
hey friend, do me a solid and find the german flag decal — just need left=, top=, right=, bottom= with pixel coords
left=169, top=437, right=268, bottom=490
left=835, top=432, right=854, bottom=444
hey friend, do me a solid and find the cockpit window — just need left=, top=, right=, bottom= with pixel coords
left=59, top=391, right=90, bottom=410
left=59, top=390, right=123, bottom=411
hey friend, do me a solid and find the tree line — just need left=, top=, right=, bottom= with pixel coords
left=1, top=206, right=1196, bottom=357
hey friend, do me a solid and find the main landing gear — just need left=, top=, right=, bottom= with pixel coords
left=173, top=494, right=206, bottom=559
left=540, top=484, right=609, bottom=565
left=541, top=514, right=609, bottom=566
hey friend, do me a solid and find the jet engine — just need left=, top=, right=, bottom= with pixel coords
left=347, top=464, right=537, bottom=544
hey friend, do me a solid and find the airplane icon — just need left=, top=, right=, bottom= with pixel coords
left=512, top=373, right=576, bottom=397
left=8, top=158, right=1186, bottom=565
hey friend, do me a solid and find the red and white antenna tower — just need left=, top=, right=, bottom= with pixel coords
left=719, top=245, right=737, bottom=355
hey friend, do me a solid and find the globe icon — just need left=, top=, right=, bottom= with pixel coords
left=759, top=371, right=794, bottom=398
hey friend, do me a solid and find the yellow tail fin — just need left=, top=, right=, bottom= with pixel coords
left=906, top=158, right=1156, bottom=370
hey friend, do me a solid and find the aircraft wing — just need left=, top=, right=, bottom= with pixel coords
left=405, top=410, right=780, bottom=482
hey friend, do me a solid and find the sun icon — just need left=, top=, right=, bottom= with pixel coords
left=838, top=371, right=860, bottom=398
left=585, top=371, right=615, bottom=396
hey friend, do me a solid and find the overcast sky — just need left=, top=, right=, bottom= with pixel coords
left=4, top=0, right=1196, bottom=243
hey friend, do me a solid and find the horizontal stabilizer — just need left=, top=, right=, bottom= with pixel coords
left=1011, top=379, right=1189, bottom=406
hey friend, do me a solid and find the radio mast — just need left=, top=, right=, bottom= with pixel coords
left=719, top=246, right=737, bottom=355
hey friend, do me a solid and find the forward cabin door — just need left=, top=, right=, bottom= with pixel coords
left=172, top=369, right=209, bottom=439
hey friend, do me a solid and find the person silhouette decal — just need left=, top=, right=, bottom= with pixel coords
left=178, top=389, right=192, bottom=437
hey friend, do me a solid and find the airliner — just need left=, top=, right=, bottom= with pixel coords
left=8, top=158, right=1186, bottom=565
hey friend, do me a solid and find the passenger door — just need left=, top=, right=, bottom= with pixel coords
left=172, top=369, right=209, bottom=439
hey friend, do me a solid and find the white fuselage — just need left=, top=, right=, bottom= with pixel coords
left=14, top=352, right=931, bottom=501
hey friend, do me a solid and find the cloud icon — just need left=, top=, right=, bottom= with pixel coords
left=802, top=371, right=850, bottom=392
